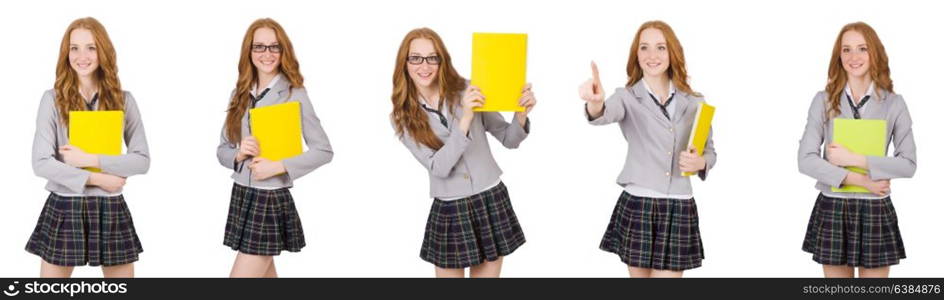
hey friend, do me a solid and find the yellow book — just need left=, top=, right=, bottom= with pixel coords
left=471, top=32, right=527, bottom=112
left=69, top=111, right=124, bottom=173
left=831, top=118, right=887, bottom=193
left=249, top=101, right=303, bottom=161
left=682, top=102, right=715, bottom=177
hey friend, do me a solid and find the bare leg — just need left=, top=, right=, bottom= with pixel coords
left=230, top=252, right=274, bottom=278
left=628, top=266, right=652, bottom=278
left=434, top=267, right=465, bottom=278
left=264, top=260, right=278, bottom=278
left=858, top=266, right=890, bottom=278
left=823, top=265, right=855, bottom=278
left=650, top=269, right=684, bottom=278
left=470, top=257, right=504, bottom=278
left=102, top=263, right=134, bottom=278
left=40, top=259, right=74, bottom=278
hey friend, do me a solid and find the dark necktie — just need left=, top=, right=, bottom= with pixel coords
left=422, top=103, right=448, bottom=128
left=250, top=88, right=271, bottom=109
left=238, top=87, right=272, bottom=174
left=846, top=93, right=871, bottom=119
left=649, top=93, right=675, bottom=120
left=85, top=93, right=99, bottom=111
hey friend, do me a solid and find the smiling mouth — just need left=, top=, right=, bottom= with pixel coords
left=417, top=72, right=433, bottom=79
left=646, top=62, right=662, bottom=68
left=849, top=63, right=864, bottom=69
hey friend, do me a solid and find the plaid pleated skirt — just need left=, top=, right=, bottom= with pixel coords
left=600, top=192, right=704, bottom=271
left=25, top=193, right=143, bottom=267
left=420, top=182, right=526, bottom=269
left=223, top=183, right=306, bottom=256
left=802, top=193, right=906, bottom=268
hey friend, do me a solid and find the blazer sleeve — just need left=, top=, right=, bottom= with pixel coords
left=866, top=95, right=917, bottom=180
left=397, top=119, right=471, bottom=178
left=481, top=111, right=529, bottom=149
left=587, top=88, right=627, bottom=125
left=217, top=91, right=240, bottom=170
left=216, top=124, right=240, bottom=171
left=31, top=90, right=91, bottom=193
left=282, top=89, right=334, bottom=180
left=98, top=92, right=150, bottom=177
left=698, top=126, right=717, bottom=181
left=798, top=93, right=849, bottom=188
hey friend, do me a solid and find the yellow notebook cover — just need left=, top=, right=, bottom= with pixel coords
left=69, top=111, right=124, bottom=173
left=249, top=101, right=303, bottom=161
left=471, top=33, right=527, bottom=112
left=831, top=118, right=887, bottom=193
left=682, top=102, right=715, bottom=177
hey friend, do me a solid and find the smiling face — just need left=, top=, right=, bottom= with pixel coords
left=68, top=28, right=99, bottom=78
left=637, top=28, right=670, bottom=78
left=251, top=27, right=281, bottom=77
left=407, top=38, right=439, bottom=90
left=840, top=30, right=870, bottom=79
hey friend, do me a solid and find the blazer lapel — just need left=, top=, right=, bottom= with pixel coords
left=629, top=81, right=672, bottom=127
left=271, top=75, right=292, bottom=101
left=838, top=92, right=855, bottom=119
left=673, top=94, right=692, bottom=126
left=860, top=88, right=889, bottom=120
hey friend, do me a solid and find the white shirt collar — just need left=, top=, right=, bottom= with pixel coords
left=642, top=79, right=678, bottom=118
left=419, top=98, right=449, bottom=119
left=843, top=82, right=875, bottom=104
left=418, top=92, right=445, bottom=110
left=642, top=79, right=676, bottom=100
left=251, top=73, right=283, bottom=97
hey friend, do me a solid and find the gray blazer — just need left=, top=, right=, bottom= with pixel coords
left=398, top=91, right=530, bottom=199
left=32, top=90, right=150, bottom=196
left=797, top=90, right=916, bottom=196
left=587, top=80, right=716, bottom=195
left=216, top=78, right=333, bottom=188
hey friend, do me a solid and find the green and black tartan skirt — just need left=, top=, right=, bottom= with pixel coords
left=26, top=193, right=143, bottom=267
left=420, top=182, right=526, bottom=269
left=600, top=191, right=704, bottom=271
left=224, top=183, right=306, bottom=256
left=803, top=193, right=906, bottom=268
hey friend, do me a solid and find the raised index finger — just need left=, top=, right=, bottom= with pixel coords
left=591, top=61, right=601, bottom=89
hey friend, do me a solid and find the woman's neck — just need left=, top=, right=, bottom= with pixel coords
left=78, top=75, right=98, bottom=102
left=417, top=84, right=440, bottom=108
left=643, top=74, right=671, bottom=104
left=257, top=71, right=278, bottom=92
left=847, top=75, right=872, bottom=104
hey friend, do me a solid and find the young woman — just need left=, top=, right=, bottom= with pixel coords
left=390, top=28, right=536, bottom=278
left=27, top=17, right=149, bottom=278
left=217, top=18, right=333, bottom=278
left=799, top=22, right=914, bottom=278
left=579, top=20, right=716, bottom=278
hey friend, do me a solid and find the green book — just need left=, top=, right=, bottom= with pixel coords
left=831, top=118, right=887, bottom=193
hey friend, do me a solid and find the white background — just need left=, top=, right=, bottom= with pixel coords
left=0, top=0, right=941, bottom=277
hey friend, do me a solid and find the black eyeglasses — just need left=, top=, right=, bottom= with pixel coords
left=251, top=44, right=283, bottom=53
left=407, top=55, right=441, bottom=65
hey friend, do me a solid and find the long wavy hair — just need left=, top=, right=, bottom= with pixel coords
left=224, top=18, right=304, bottom=144
left=54, top=17, right=123, bottom=125
left=390, top=28, right=465, bottom=150
left=626, top=20, right=700, bottom=97
left=824, top=22, right=893, bottom=119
